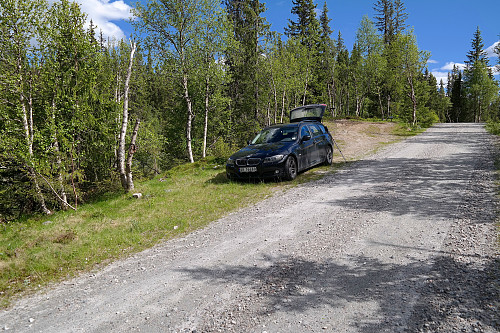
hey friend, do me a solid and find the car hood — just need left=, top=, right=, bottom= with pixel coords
left=230, top=142, right=293, bottom=159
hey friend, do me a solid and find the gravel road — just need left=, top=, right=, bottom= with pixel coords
left=1, top=123, right=499, bottom=333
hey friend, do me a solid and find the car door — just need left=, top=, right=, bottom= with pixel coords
left=297, top=125, right=314, bottom=170
left=307, top=124, right=322, bottom=165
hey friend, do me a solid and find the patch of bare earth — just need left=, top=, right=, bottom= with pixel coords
left=325, top=120, right=400, bottom=162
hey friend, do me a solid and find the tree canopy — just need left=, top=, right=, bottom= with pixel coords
left=0, top=0, right=498, bottom=220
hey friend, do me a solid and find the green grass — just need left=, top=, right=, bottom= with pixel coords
left=0, top=157, right=340, bottom=307
left=0, top=121, right=413, bottom=308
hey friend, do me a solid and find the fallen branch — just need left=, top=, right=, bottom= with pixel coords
left=37, top=172, right=77, bottom=211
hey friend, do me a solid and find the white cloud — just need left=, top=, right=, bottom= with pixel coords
left=78, top=0, right=132, bottom=40
left=431, top=71, right=449, bottom=84
left=48, top=0, right=132, bottom=40
left=440, top=62, right=466, bottom=71
left=485, top=41, right=499, bottom=58
left=427, top=59, right=438, bottom=64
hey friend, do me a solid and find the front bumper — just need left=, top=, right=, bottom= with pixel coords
left=226, top=161, right=287, bottom=180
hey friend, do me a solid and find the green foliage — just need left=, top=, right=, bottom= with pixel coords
left=485, top=122, right=500, bottom=135
left=1, top=0, right=497, bottom=221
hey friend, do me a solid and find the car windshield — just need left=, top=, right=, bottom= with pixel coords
left=251, top=126, right=298, bottom=144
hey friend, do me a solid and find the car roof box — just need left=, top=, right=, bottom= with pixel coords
left=290, top=104, right=326, bottom=123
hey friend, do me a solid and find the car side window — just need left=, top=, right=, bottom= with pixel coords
left=308, top=124, right=322, bottom=137
left=317, top=124, right=326, bottom=134
left=300, top=126, right=311, bottom=139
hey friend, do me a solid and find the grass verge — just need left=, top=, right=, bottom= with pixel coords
left=0, top=157, right=340, bottom=307
left=0, top=120, right=413, bottom=308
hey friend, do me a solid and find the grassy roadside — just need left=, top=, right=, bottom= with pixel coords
left=0, top=121, right=413, bottom=308
left=485, top=122, right=500, bottom=250
left=0, top=158, right=333, bottom=307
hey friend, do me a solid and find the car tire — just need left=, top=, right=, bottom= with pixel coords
left=324, top=145, right=333, bottom=165
left=284, top=156, right=297, bottom=181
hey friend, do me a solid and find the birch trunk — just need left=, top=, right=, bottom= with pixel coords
left=407, top=73, right=417, bottom=126
left=51, top=99, right=68, bottom=210
left=202, top=71, right=210, bottom=158
left=20, top=80, right=51, bottom=215
left=280, top=90, right=286, bottom=123
left=126, top=119, right=140, bottom=191
left=118, top=40, right=136, bottom=191
left=180, top=43, right=194, bottom=163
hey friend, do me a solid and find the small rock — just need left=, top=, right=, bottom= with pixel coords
left=28, top=318, right=35, bottom=323
left=174, top=226, right=179, bottom=230
left=43, top=221, right=53, bottom=225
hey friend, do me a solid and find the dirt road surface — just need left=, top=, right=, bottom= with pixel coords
left=1, top=123, right=499, bottom=332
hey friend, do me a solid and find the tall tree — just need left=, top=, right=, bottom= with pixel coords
left=392, top=30, right=430, bottom=126
left=40, top=0, right=111, bottom=210
left=117, top=40, right=137, bottom=191
left=463, top=27, right=499, bottom=122
left=317, top=2, right=336, bottom=108
left=355, top=15, right=385, bottom=118
left=448, top=65, right=464, bottom=122
left=225, top=0, right=269, bottom=144
left=373, top=0, right=407, bottom=45
left=133, top=0, right=219, bottom=163
left=285, top=0, right=320, bottom=48
left=0, top=0, right=51, bottom=214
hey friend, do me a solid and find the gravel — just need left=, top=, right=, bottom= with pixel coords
left=0, top=123, right=498, bottom=332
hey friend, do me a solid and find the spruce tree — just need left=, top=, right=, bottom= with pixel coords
left=317, top=2, right=335, bottom=107
left=224, top=0, right=269, bottom=144
left=465, top=26, right=488, bottom=67
left=463, top=27, right=499, bottom=122
left=285, top=0, right=320, bottom=48
left=449, top=65, right=464, bottom=122
left=373, top=0, right=407, bottom=45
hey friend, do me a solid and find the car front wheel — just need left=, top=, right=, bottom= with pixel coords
left=284, top=156, right=297, bottom=180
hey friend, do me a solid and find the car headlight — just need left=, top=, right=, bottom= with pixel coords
left=226, top=158, right=235, bottom=165
left=264, top=154, right=285, bottom=164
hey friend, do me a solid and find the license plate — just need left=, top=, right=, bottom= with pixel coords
left=239, top=167, right=257, bottom=173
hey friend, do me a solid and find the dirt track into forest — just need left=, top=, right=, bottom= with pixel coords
left=1, top=123, right=499, bottom=332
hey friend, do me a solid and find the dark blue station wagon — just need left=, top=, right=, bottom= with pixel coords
left=226, top=104, right=334, bottom=181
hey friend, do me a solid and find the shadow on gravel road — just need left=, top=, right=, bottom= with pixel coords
left=178, top=254, right=499, bottom=332
left=304, top=146, right=495, bottom=223
left=306, top=123, right=496, bottom=223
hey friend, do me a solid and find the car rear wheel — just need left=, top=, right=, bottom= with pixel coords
left=324, top=146, right=333, bottom=165
left=284, top=156, right=297, bottom=180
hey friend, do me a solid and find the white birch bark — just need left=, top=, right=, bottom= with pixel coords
left=125, top=118, right=140, bottom=191
left=118, top=40, right=136, bottom=191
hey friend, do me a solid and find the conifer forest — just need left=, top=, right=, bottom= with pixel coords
left=1, top=0, right=499, bottom=219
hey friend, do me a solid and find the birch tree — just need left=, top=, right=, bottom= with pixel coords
left=0, top=0, right=51, bottom=214
left=117, top=40, right=137, bottom=191
left=133, top=0, right=219, bottom=163
left=393, top=31, right=430, bottom=126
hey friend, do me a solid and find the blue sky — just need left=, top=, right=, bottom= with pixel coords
left=76, top=0, right=499, bottom=84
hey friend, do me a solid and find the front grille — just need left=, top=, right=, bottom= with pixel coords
left=247, top=158, right=261, bottom=166
left=236, top=158, right=261, bottom=166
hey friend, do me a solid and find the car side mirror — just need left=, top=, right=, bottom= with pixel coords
left=301, top=135, right=311, bottom=142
